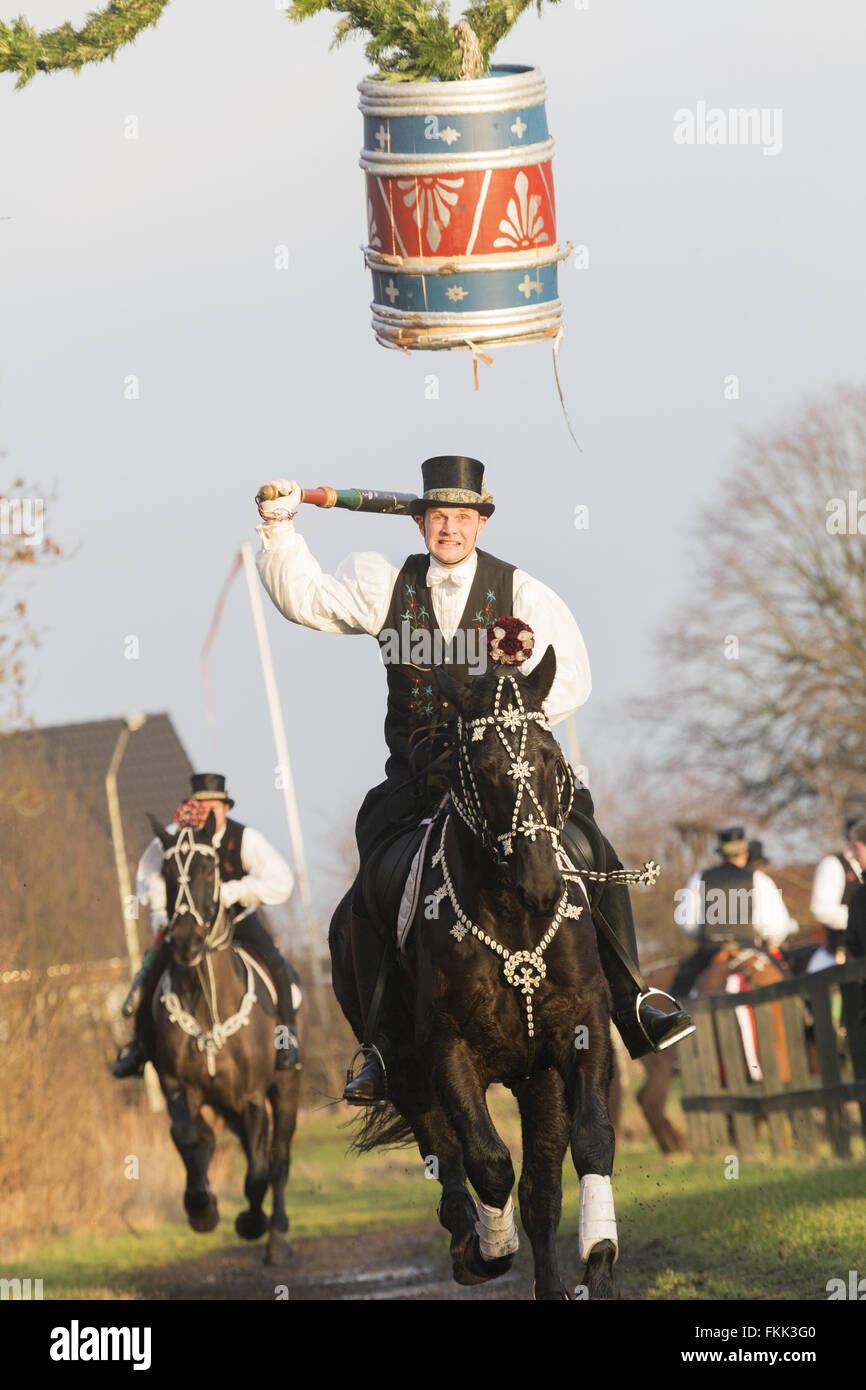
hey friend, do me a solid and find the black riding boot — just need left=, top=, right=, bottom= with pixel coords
left=564, top=807, right=695, bottom=1060
left=342, top=899, right=397, bottom=1105
left=113, top=940, right=171, bottom=1077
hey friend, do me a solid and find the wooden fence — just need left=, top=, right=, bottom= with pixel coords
left=678, top=957, right=866, bottom=1158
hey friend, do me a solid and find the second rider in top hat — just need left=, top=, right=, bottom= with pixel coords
left=256, top=457, right=695, bottom=1102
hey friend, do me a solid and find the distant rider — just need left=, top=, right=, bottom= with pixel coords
left=113, top=773, right=300, bottom=1076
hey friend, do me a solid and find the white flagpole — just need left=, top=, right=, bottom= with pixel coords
left=106, top=715, right=164, bottom=1113
left=240, top=542, right=321, bottom=977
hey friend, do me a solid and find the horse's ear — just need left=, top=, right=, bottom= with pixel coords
left=524, top=643, right=557, bottom=704
left=147, top=814, right=174, bottom=850
left=429, top=662, right=471, bottom=713
left=196, top=809, right=217, bottom=843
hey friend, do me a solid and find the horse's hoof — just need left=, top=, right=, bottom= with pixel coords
left=187, top=1197, right=219, bottom=1233
left=235, top=1209, right=269, bottom=1241
left=582, top=1239, right=619, bottom=1300
left=453, top=1234, right=515, bottom=1286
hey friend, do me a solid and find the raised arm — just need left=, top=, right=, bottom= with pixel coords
left=255, top=478, right=398, bottom=635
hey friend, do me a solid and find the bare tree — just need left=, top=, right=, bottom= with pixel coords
left=643, top=383, right=866, bottom=841
left=0, top=472, right=60, bottom=728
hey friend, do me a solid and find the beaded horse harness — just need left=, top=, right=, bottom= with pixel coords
left=160, top=826, right=256, bottom=1075
left=430, top=669, right=660, bottom=1042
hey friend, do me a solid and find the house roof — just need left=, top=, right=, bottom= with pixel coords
left=4, top=713, right=194, bottom=866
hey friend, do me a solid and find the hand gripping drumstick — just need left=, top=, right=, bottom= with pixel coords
left=256, top=483, right=416, bottom=516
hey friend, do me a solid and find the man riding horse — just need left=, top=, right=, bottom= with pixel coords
left=672, top=824, right=796, bottom=999
left=113, top=773, right=301, bottom=1076
left=255, top=456, right=695, bottom=1104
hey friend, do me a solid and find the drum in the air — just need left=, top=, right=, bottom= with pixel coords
left=359, top=65, right=569, bottom=352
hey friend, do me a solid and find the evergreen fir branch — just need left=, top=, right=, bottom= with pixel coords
left=0, top=1, right=171, bottom=89
left=288, top=0, right=557, bottom=81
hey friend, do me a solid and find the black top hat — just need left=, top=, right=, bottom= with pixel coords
left=190, top=772, right=234, bottom=808
left=747, top=839, right=769, bottom=868
left=717, top=825, right=748, bottom=856
left=408, top=456, right=495, bottom=518
left=844, top=814, right=863, bottom=838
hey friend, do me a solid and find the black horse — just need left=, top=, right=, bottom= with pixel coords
left=147, top=811, right=301, bottom=1264
left=330, top=647, right=619, bottom=1299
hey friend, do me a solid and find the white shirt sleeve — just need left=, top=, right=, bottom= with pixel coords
left=255, top=520, right=397, bottom=636
left=136, top=835, right=169, bottom=931
left=674, top=872, right=704, bottom=939
left=810, top=855, right=849, bottom=932
left=236, top=826, right=295, bottom=907
left=752, top=870, right=796, bottom=947
left=512, top=571, right=592, bottom=726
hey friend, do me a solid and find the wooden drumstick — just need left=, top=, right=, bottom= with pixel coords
left=256, top=484, right=416, bottom=515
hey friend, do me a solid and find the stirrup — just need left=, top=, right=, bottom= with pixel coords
left=345, top=1043, right=389, bottom=1103
left=635, top=988, right=696, bottom=1050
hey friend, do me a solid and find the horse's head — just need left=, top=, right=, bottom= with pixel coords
left=147, top=810, right=228, bottom=967
left=436, top=644, right=570, bottom=915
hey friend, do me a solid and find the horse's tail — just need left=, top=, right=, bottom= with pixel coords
left=348, top=1103, right=416, bottom=1155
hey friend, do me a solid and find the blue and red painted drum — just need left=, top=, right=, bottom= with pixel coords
left=359, top=65, right=570, bottom=352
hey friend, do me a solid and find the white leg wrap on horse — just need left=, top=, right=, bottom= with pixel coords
left=475, top=1196, right=520, bottom=1261
left=578, top=1175, right=618, bottom=1263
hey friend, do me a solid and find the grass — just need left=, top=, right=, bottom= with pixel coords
left=3, top=1093, right=865, bottom=1300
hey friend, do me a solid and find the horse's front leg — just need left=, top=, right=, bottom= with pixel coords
left=512, top=1068, right=571, bottom=1300
left=435, top=1035, right=519, bottom=1281
left=164, top=1081, right=219, bottom=1233
left=265, top=1069, right=300, bottom=1266
left=235, top=1100, right=271, bottom=1242
left=558, top=1004, right=618, bottom=1300
left=407, top=1100, right=484, bottom=1286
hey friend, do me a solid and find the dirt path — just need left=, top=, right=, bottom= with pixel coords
left=136, top=1223, right=642, bottom=1301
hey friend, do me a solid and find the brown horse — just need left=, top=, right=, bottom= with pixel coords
left=632, top=947, right=788, bottom=1153
left=148, top=812, right=302, bottom=1263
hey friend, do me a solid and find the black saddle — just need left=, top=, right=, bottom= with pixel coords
left=560, top=815, right=599, bottom=876
left=358, top=820, right=432, bottom=935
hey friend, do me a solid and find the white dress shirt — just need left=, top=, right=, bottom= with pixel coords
left=674, top=869, right=796, bottom=948
left=255, top=520, right=592, bottom=726
left=810, top=852, right=862, bottom=933
left=137, top=823, right=294, bottom=932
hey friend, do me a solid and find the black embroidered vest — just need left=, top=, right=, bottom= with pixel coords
left=377, top=549, right=515, bottom=778
left=217, top=819, right=246, bottom=882
left=698, top=862, right=756, bottom=946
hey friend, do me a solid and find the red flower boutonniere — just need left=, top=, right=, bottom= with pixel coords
left=488, top=617, right=535, bottom=667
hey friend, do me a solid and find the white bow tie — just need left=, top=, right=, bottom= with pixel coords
left=427, top=566, right=471, bottom=589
